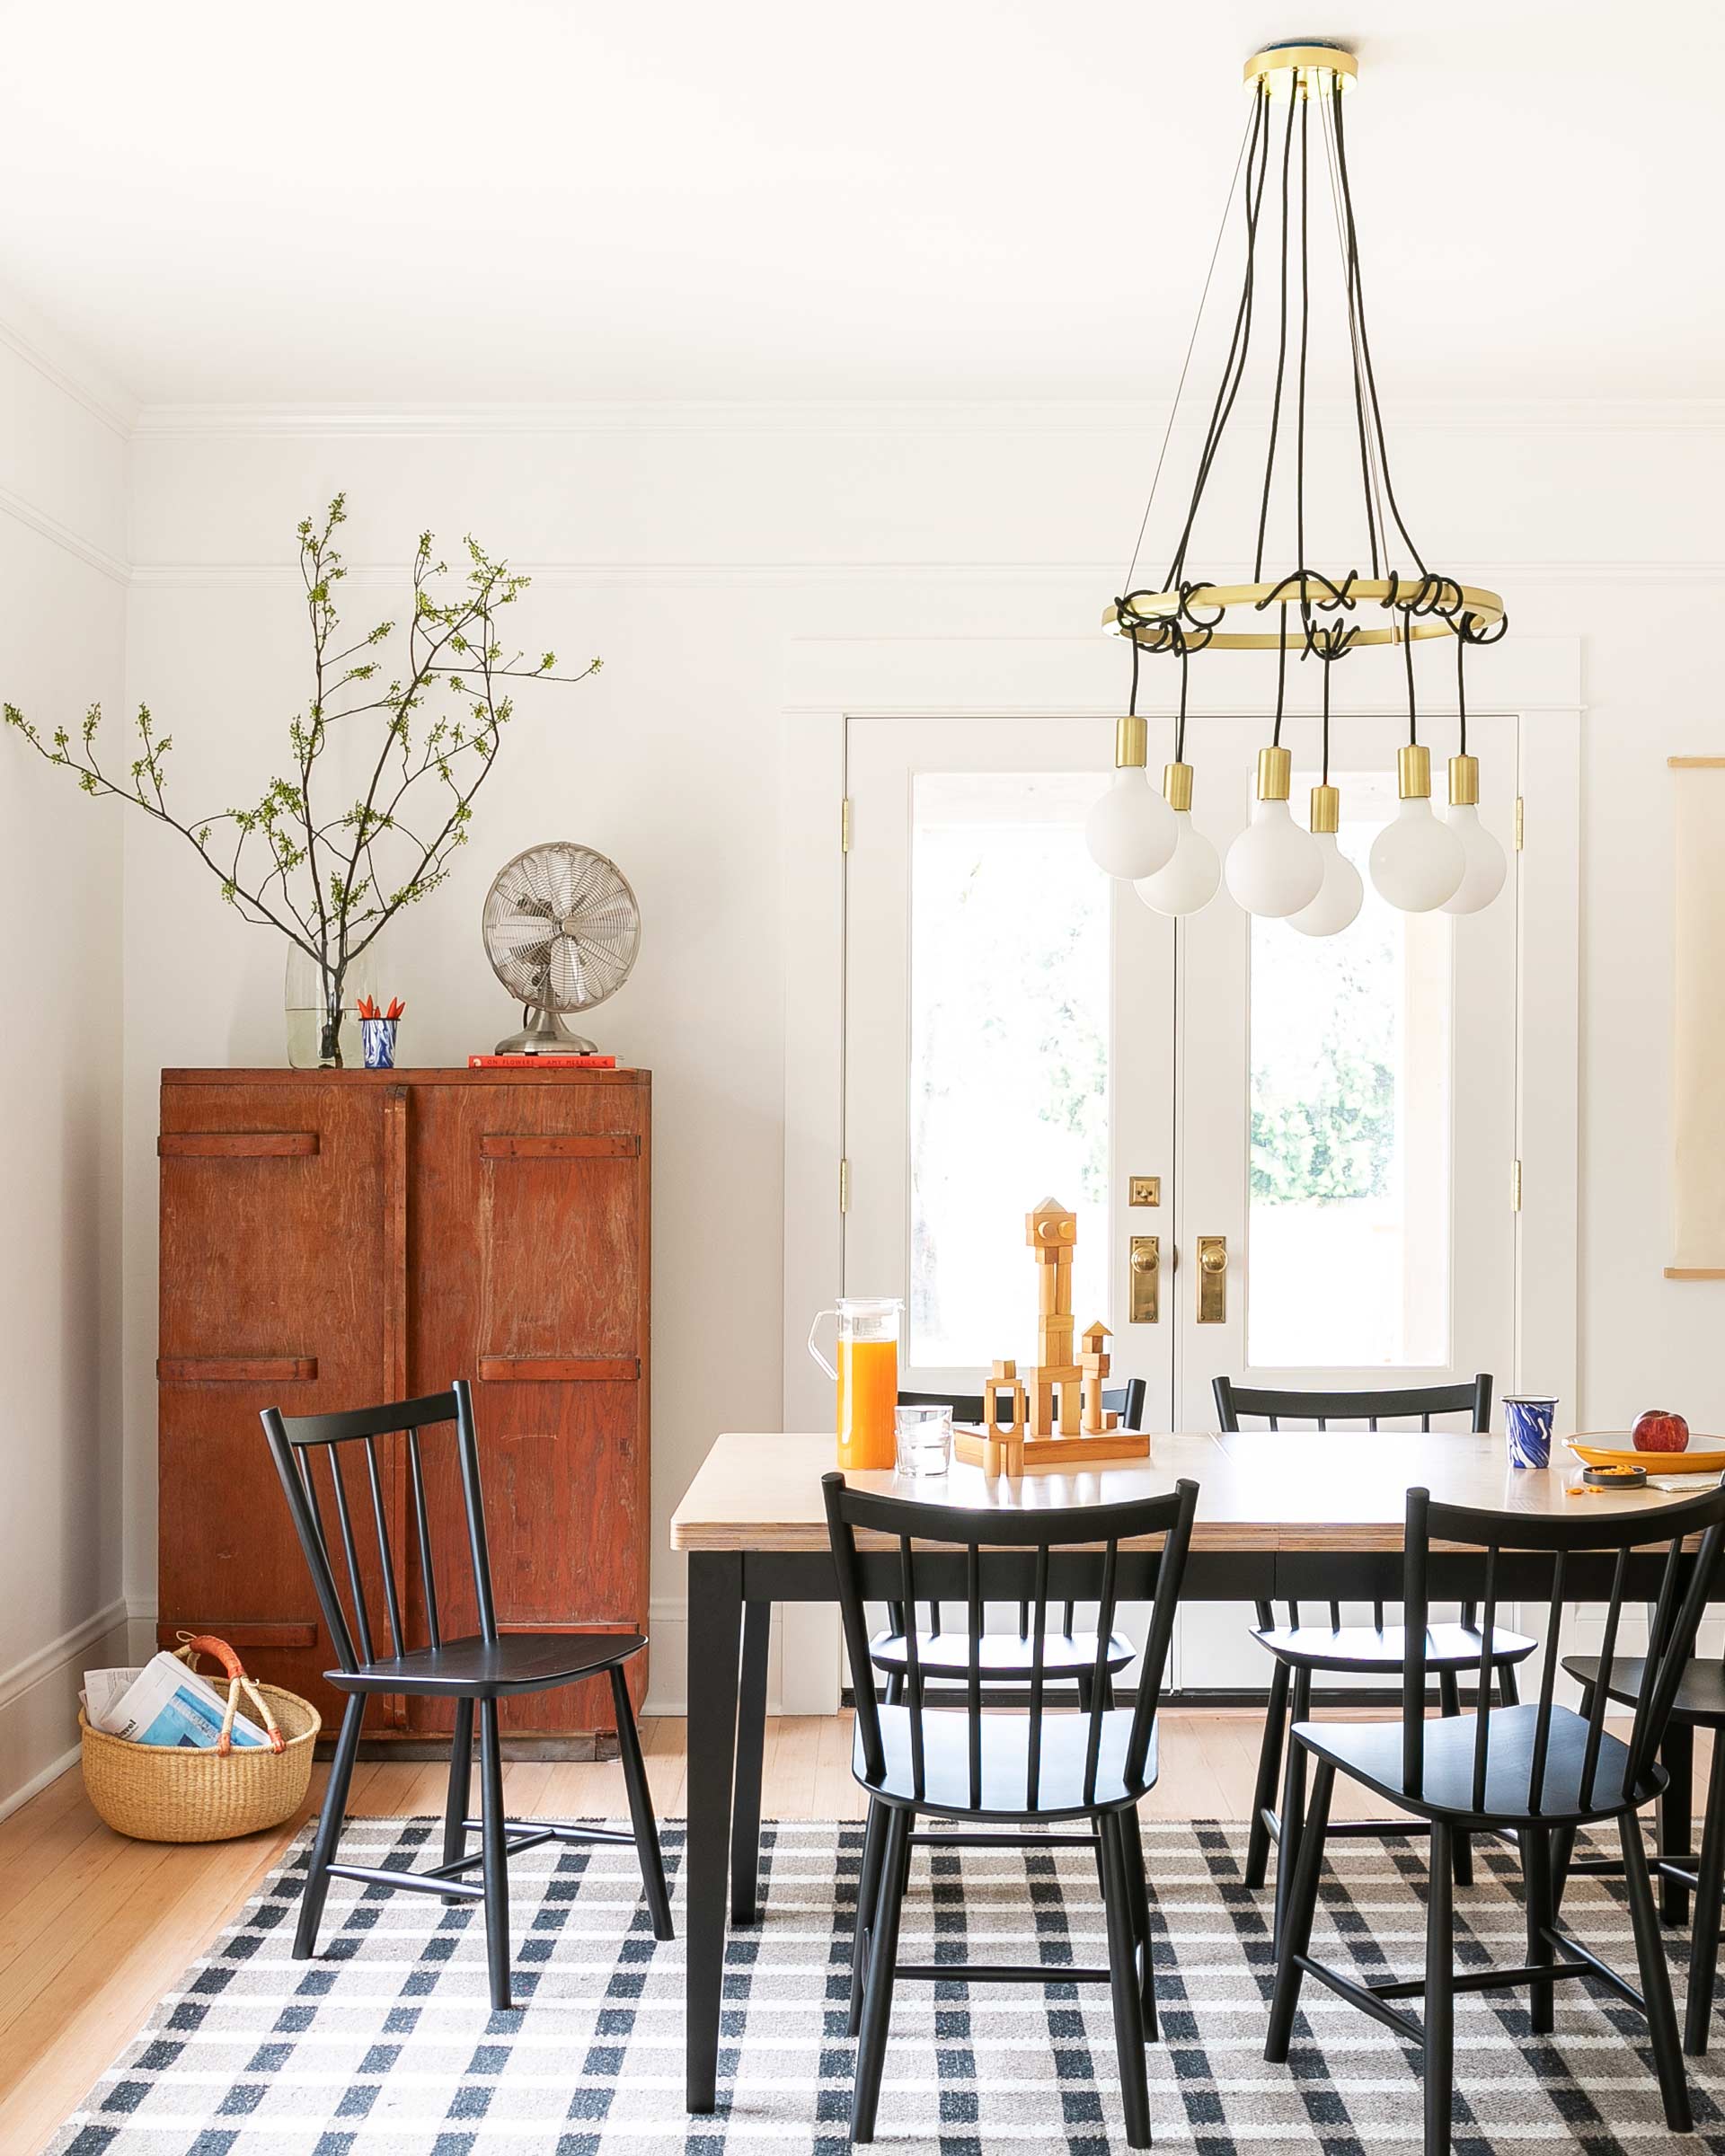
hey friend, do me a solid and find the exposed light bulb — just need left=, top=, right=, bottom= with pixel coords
left=1287, top=786, right=1363, bottom=937
left=1368, top=744, right=1464, bottom=911
left=1440, top=755, right=1508, bottom=915
left=1084, top=716, right=1176, bottom=879
left=1224, top=745, right=1322, bottom=917
left=1135, top=763, right=1220, bottom=916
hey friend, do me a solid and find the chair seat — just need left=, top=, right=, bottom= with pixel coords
left=330, top=1630, right=646, bottom=1698
left=1253, top=1619, right=1536, bottom=1674
left=854, top=1703, right=1156, bottom=1822
left=1564, top=1654, right=1725, bottom=1728
left=1295, top=1701, right=1667, bottom=1827
left=869, top=1625, right=1134, bottom=1681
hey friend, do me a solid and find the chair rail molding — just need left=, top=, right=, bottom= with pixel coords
left=780, top=632, right=1582, bottom=1717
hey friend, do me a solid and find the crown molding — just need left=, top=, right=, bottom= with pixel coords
left=128, top=395, right=1725, bottom=442
left=0, top=480, right=130, bottom=584
left=0, top=316, right=137, bottom=440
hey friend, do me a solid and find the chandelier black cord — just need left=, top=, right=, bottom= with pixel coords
left=1128, top=624, right=1141, bottom=718
left=1295, top=83, right=1313, bottom=649
left=1456, top=620, right=1467, bottom=758
left=1122, top=100, right=1259, bottom=594
left=1403, top=621, right=1419, bottom=746
left=1167, top=82, right=1271, bottom=588
left=1272, top=607, right=1288, bottom=746
left=1322, top=642, right=1331, bottom=785
left=1332, top=76, right=1428, bottom=579
left=1318, top=83, right=1384, bottom=578
left=1176, top=635, right=1190, bottom=764
left=1253, top=89, right=1299, bottom=581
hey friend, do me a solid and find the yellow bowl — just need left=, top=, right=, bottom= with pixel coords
left=1567, top=1431, right=1725, bottom=1473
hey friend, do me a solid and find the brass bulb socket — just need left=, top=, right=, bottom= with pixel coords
left=1256, top=744, right=1292, bottom=802
left=1163, top=761, right=1194, bottom=813
left=1448, top=753, right=1480, bottom=808
left=1114, top=713, right=1149, bottom=769
left=1309, top=783, right=1340, bottom=835
left=1397, top=743, right=1433, bottom=800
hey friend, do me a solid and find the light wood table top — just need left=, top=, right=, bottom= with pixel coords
left=670, top=1430, right=1718, bottom=1553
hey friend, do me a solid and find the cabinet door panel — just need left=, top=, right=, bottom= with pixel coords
left=158, top=1080, right=388, bottom=1722
left=407, top=1079, right=650, bottom=1736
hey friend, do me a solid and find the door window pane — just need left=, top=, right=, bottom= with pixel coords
left=908, top=773, right=1109, bottom=1368
left=1247, top=770, right=1451, bottom=1367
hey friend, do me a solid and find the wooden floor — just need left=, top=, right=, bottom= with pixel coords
left=0, top=1708, right=1676, bottom=2153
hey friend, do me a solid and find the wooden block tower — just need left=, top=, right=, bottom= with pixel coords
left=1026, top=1196, right=1083, bottom=1437
left=1079, top=1321, right=1119, bottom=1434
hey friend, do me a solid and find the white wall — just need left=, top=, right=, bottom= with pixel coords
left=0, top=306, right=130, bottom=1812
left=110, top=401, right=1725, bottom=1712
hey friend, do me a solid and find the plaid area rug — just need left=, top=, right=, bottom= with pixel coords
left=46, top=1815, right=1725, bottom=2153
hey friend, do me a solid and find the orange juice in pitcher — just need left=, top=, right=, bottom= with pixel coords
left=808, top=1297, right=903, bottom=1471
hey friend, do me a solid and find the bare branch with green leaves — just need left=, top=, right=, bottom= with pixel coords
left=5, top=494, right=599, bottom=1063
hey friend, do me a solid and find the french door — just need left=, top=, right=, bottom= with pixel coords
left=843, top=707, right=1520, bottom=1689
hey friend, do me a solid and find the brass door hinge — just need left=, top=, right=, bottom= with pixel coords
left=840, top=798, right=852, bottom=853
left=1514, top=796, right=1524, bottom=852
left=1510, top=1157, right=1523, bottom=1213
left=839, top=1158, right=851, bottom=1213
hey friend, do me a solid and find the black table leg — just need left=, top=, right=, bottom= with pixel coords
left=730, top=1597, right=772, bottom=1925
left=686, top=1550, right=743, bottom=2113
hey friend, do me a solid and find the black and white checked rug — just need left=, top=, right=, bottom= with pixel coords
left=46, top=1815, right=1725, bottom=2153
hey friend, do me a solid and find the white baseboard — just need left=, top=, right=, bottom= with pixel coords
left=0, top=1597, right=130, bottom=1821
left=641, top=1595, right=797, bottom=1719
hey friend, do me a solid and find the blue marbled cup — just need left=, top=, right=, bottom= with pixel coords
left=1503, top=1395, right=1557, bottom=1471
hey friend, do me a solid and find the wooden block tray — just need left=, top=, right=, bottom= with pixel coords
left=951, top=1423, right=1151, bottom=1472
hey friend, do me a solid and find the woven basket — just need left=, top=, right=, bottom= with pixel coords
left=80, top=1679, right=322, bottom=1843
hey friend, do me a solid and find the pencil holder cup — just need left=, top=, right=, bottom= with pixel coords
left=1503, top=1394, right=1556, bottom=1471
left=361, top=1018, right=398, bottom=1070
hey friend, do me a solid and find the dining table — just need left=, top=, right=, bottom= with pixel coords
left=668, top=1426, right=1707, bottom=2111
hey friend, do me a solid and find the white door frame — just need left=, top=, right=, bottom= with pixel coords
left=779, top=632, right=1581, bottom=1713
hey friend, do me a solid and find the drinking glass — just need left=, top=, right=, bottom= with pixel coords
left=894, top=1402, right=952, bottom=1478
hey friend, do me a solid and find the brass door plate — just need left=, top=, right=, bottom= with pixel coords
left=1129, top=1235, right=1160, bottom=1323
left=1128, top=1176, right=1161, bottom=1207
left=1196, top=1234, right=1227, bottom=1324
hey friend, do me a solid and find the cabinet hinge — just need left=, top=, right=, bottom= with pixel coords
left=839, top=1158, right=851, bottom=1213
left=840, top=798, right=852, bottom=853
left=1510, top=1157, right=1523, bottom=1213
left=1514, top=795, right=1525, bottom=852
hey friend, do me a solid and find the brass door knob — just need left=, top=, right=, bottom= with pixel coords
left=1131, top=1245, right=1158, bottom=1274
left=1200, top=1243, right=1227, bottom=1275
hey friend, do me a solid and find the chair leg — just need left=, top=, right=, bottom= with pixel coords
left=1517, top=1826, right=1555, bottom=2035
left=295, top=1692, right=365, bottom=1959
left=610, top=1665, right=674, bottom=1940
left=1438, top=1672, right=1473, bottom=1888
left=851, top=1807, right=910, bottom=2144
left=1498, top=1660, right=1520, bottom=1707
left=1246, top=1659, right=1290, bottom=1892
left=1272, top=1668, right=1312, bottom=1957
left=1662, top=1720, right=1695, bottom=1927
left=1684, top=1736, right=1725, bottom=2056
left=443, top=1699, right=474, bottom=1905
left=1618, top=1806, right=1692, bottom=2131
left=1118, top=1802, right=1158, bottom=2039
left=478, top=1699, right=513, bottom=2011
left=1265, top=1756, right=1334, bottom=2062
left=1100, top=1812, right=1153, bottom=2150
left=849, top=1798, right=888, bottom=2038
left=1423, top=1825, right=1455, bottom=2156
left=1548, top=1825, right=1577, bottom=1926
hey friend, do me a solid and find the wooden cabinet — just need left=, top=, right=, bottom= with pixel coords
left=158, top=1067, right=650, bottom=1740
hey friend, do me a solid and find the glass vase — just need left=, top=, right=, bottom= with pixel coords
left=284, top=944, right=376, bottom=1069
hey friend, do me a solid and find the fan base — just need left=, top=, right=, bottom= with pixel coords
left=495, top=1007, right=597, bottom=1056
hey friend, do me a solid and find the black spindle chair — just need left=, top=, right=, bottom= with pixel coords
left=262, top=1382, right=672, bottom=2010
left=1265, top=1480, right=1725, bottom=2152
left=1560, top=1619, right=1725, bottom=2054
left=824, top=1467, right=1199, bottom=2151
left=1214, top=1374, right=1535, bottom=1942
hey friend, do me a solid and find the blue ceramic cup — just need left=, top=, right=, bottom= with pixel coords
left=361, top=1017, right=398, bottom=1070
left=1503, top=1394, right=1557, bottom=1471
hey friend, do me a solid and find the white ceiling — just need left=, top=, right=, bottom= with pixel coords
left=4, top=0, right=1718, bottom=408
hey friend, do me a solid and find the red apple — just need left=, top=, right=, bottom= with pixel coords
left=1632, top=1408, right=1690, bottom=1454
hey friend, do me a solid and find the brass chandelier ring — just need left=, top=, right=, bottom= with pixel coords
left=1105, top=575, right=1507, bottom=654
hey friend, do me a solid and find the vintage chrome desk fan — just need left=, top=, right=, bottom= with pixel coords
left=482, top=840, right=641, bottom=1054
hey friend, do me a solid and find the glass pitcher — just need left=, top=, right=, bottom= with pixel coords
left=808, top=1296, right=903, bottom=1471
